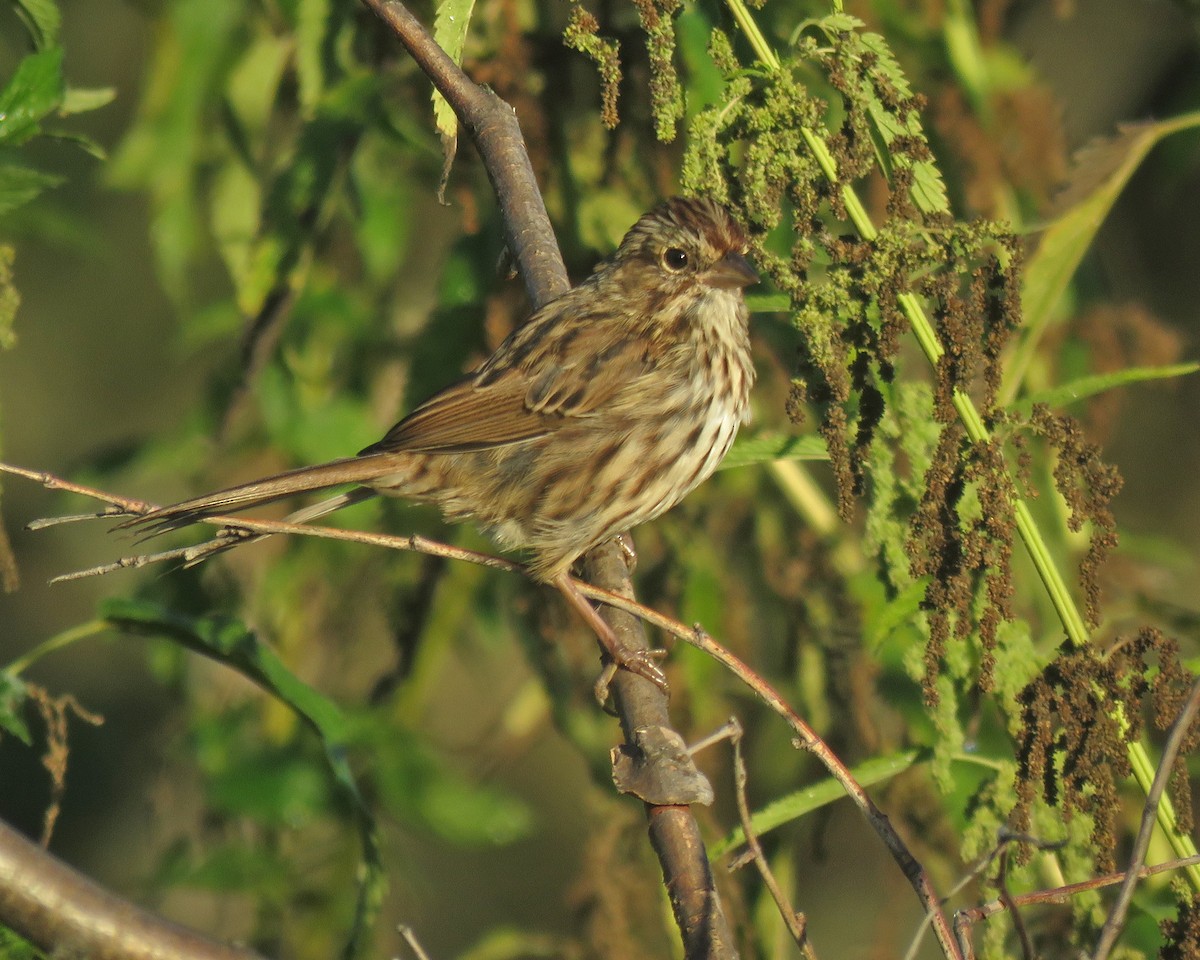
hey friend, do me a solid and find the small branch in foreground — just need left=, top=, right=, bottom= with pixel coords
left=718, top=717, right=813, bottom=957
left=0, top=817, right=266, bottom=960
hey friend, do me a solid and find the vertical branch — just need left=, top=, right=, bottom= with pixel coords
left=361, top=3, right=738, bottom=956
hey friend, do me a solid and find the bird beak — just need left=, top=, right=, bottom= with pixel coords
left=707, top=251, right=758, bottom=289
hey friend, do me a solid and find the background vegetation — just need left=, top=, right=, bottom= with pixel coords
left=3, top=0, right=1200, bottom=957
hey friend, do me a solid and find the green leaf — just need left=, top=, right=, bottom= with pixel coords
left=0, top=162, right=64, bottom=215
left=710, top=751, right=923, bottom=858
left=41, top=129, right=107, bottom=160
left=1007, top=113, right=1200, bottom=399
left=156, top=840, right=292, bottom=895
left=719, top=433, right=827, bottom=470
left=59, top=85, right=117, bottom=116
left=12, top=0, right=61, bottom=49
left=0, top=671, right=31, bottom=744
left=296, top=0, right=331, bottom=112
left=367, top=725, right=533, bottom=846
left=431, top=0, right=476, bottom=193
left=101, top=598, right=385, bottom=955
left=1015, top=362, right=1200, bottom=414
left=107, top=0, right=244, bottom=301
left=0, top=47, right=65, bottom=146
left=744, top=292, right=790, bottom=313
left=0, top=244, right=18, bottom=349
left=225, top=34, right=292, bottom=141
left=205, top=747, right=331, bottom=824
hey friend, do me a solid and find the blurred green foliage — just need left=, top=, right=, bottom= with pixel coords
left=3, top=0, right=1200, bottom=958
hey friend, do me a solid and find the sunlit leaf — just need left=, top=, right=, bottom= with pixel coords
left=1020, top=115, right=1200, bottom=353
left=0, top=48, right=65, bottom=146
left=59, top=85, right=116, bottom=116
left=431, top=0, right=476, bottom=195
left=12, top=0, right=61, bottom=48
left=296, top=0, right=330, bottom=112
left=710, top=751, right=923, bottom=858
left=720, top=433, right=827, bottom=470
left=0, top=671, right=31, bottom=745
left=107, top=0, right=244, bottom=300
left=1015, top=362, right=1200, bottom=414
left=226, top=34, right=291, bottom=141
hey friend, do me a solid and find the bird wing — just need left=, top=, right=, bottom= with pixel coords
left=362, top=371, right=550, bottom=454
left=363, top=312, right=655, bottom=455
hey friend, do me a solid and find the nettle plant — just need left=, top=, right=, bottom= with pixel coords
left=572, top=3, right=1200, bottom=955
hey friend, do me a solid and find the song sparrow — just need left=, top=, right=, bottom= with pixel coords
left=133, top=196, right=757, bottom=689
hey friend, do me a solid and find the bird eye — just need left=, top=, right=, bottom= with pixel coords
left=662, top=247, right=689, bottom=271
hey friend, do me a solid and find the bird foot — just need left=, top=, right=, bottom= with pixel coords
left=592, top=647, right=669, bottom=707
left=554, top=573, right=669, bottom=704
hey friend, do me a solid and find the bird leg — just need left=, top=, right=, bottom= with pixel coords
left=553, top=572, right=668, bottom=702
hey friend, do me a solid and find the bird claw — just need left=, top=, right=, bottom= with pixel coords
left=614, top=533, right=638, bottom=572
left=593, top=647, right=669, bottom=706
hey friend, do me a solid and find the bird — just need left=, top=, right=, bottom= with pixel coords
left=128, top=196, right=758, bottom=692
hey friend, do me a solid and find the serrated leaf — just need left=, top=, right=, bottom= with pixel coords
left=0, top=163, right=64, bottom=215
left=0, top=671, right=31, bottom=745
left=907, top=159, right=950, bottom=215
left=859, top=31, right=916, bottom=99
left=799, top=12, right=865, bottom=38
left=719, top=433, right=827, bottom=470
left=13, top=0, right=61, bottom=49
left=0, top=47, right=65, bottom=146
left=60, top=85, right=116, bottom=116
left=431, top=0, right=476, bottom=196
left=1015, top=362, right=1200, bottom=414
left=710, top=751, right=922, bottom=858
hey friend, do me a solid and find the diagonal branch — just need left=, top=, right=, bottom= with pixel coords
left=361, top=0, right=568, bottom=309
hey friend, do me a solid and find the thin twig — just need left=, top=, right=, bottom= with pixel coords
left=905, top=830, right=1061, bottom=960
left=397, top=925, right=434, bottom=960
left=1093, top=674, right=1200, bottom=960
left=954, top=854, right=1200, bottom=957
left=721, top=717, right=814, bottom=957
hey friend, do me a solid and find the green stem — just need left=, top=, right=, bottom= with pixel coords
left=725, top=0, right=1200, bottom=894
left=6, top=620, right=110, bottom=676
